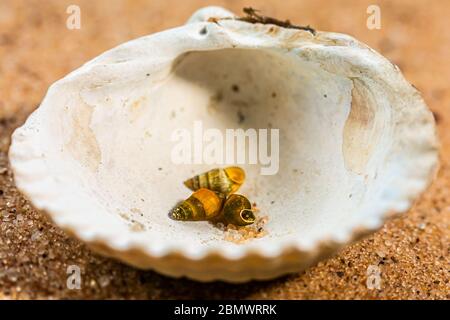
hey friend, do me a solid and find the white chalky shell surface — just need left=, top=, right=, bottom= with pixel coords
left=8, top=7, right=438, bottom=282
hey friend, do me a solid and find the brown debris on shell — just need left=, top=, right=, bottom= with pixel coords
left=208, top=7, right=316, bottom=35
left=239, top=7, right=316, bottom=34
left=219, top=213, right=269, bottom=244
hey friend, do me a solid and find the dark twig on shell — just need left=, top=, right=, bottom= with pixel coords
left=238, top=7, right=316, bottom=35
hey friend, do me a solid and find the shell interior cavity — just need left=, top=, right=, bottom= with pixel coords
left=9, top=6, right=438, bottom=282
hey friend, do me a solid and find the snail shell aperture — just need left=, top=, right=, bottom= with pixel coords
left=219, top=194, right=255, bottom=226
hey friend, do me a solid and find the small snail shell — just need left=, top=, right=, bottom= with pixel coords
left=184, top=167, right=245, bottom=197
left=219, top=194, right=256, bottom=226
left=170, top=188, right=224, bottom=221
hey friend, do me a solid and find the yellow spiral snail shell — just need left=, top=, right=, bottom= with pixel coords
left=218, top=194, right=256, bottom=226
left=183, top=166, right=245, bottom=197
left=170, top=188, right=224, bottom=221
left=171, top=167, right=256, bottom=226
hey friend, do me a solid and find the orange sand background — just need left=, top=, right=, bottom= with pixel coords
left=0, top=0, right=448, bottom=299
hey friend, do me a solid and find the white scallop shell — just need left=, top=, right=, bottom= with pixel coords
left=9, top=7, right=438, bottom=282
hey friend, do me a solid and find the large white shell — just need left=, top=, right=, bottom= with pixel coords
left=9, top=7, right=438, bottom=282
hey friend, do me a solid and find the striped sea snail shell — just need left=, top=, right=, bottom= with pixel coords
left=183, top=166, right=245, bottom=197
left=170, top=188, right=224, bottom=221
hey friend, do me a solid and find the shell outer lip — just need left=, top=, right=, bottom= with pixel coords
left=7, top=6, right=440, bottom=281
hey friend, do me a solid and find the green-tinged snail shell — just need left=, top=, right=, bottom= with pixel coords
left=170, top=188, right=224, bottom=221
left=184, top=167, right=245, bottom=196
left=219, top=194, right=256, bottom=226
